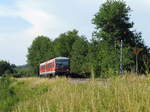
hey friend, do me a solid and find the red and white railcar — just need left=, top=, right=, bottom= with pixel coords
left=39, top=57, right=70, bottom=76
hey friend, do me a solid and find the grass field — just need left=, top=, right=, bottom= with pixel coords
left=1, top=75, right=150, bottom=112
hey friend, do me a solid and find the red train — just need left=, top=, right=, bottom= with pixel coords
left=39, top=57, right=70, bottom=76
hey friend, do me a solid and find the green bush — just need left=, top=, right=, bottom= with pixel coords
left=0, top=77, right=18, bottom=112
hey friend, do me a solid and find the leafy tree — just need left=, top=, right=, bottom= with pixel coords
left=71, top=36, right=89, bottom=74
left=142, top=53, right=150, bottom=74
left=91, top=0, right=142, bottom=76
left=0, top=60, right=15, bottom=76
left=27, top=36, right=54, bottom=74
left=93, top=0, right=134, bottom=44
left=137, top=46, right=150, bottom=74
left=54, top=30, right=80, bottom=58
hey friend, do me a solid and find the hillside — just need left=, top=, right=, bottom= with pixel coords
left=0, top=76, right=150, bottom=112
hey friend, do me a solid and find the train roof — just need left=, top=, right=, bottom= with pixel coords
left=40, top=62, right=46, bottom=65
left=54, top=57, right=69, bottom=60
left=40, top=57, right=69, bottom=66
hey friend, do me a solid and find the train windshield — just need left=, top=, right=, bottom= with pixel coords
left=56, top=59, right=69, bottom=68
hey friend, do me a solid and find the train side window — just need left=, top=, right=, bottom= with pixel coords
left=51, top=62, right=54, bottom=67
left=48, top=62, right=54, bottom=68
left=40, top=65, right=45, bottom=70
left=43, top=65, right=45, bottom=69
left=48, top=63, right=51, bottom=68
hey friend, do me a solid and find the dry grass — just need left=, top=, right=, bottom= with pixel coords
left=16, top=77, right=59, bottom=88
left=10, top=75, right=150, bottom=112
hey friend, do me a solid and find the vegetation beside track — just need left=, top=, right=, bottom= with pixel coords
left=1, top=75, right=150, bottom=112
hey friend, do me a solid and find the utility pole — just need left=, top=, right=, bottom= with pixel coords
left=120, top=39, right=123, bottom=75
left=119, top=32, right=127, bottom=75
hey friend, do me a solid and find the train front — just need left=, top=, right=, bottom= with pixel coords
left=55, top=57, right=70, bottom=76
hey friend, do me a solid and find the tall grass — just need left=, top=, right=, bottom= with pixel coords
left=12, top=75, right=150, bottom=112
left=1, top=75, right=150, bottom=112
left=0, top=77, right=18, bottom=112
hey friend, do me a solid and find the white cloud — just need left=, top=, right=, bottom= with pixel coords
left=15, top=0, right=65, bottom=39
left=19, top=9, right=62, bottom=38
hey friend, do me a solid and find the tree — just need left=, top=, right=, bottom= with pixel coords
left=54, top=30, right=80, bottom=58
left=54, top=29, right=91, bottom=75
left=71, top=36, right=89, bottom=74
left=91, top=0, right=142, bottom=76
left=142, top=53, right=150, bottom=74
left=27, top=36, right=54, bottom=74
left=92, top=0, right=136, bottom=45
left=0, top=60, right=14, bottom=76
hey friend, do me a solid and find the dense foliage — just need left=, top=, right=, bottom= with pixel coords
left=27, top=36, right=54, bottom=74
left=71, top=36, right=89, bottom=74
left=91, top=0, right=150, bottom=76
left=53, top=30, right=79, bottom=58
left=0, top=60, right=16, bottom=76
left=27, top=30, right=90, bottom=76
left=0, top=77, right=18, bottom=112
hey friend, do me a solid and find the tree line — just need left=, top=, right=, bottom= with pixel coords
left=27, top=30, right=90, bottom=77
left=0, top=0, right=150, bottom=77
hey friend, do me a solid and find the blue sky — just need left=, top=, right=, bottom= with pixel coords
left=0, top=0, right=149, bottom=65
